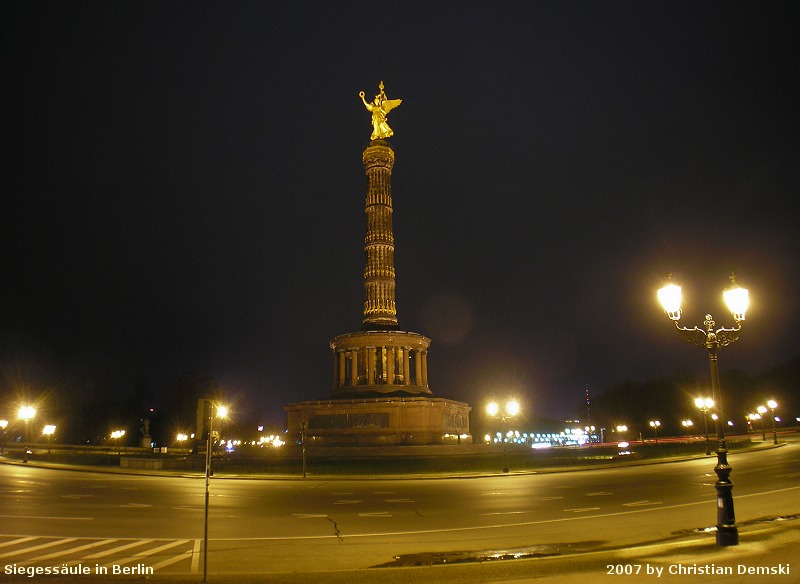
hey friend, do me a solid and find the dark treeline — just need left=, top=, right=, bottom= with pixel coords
left=587, top=355, right=800, bottom=439
left=3, top=355, right=799, bottom=447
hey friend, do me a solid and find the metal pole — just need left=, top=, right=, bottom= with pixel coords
left=23, top=421, right=29, bottom=463
left=301, top=422, right=307, bottom=478
left=203, top=415, right=213, bottom=582
left=707, top=343, right=737, bottom=546
left=703, top=410, right=710, bottom=455
left=501, top=416, right=509, bottom=473
left=771, top=409, right=777, bottom=445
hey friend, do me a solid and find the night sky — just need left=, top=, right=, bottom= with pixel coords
left=4, top=2, right=799, bottom=432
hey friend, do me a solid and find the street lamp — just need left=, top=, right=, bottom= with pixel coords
left=42, top=425, right=56, bottom=454
left=649, top=420, right=661, bottom=443
left=756, top=405, right=768, bottom=441
left=18, top=406, right=36, bottom=463
left=657, top=273, right=748, bottom=547
left=0, top=419, right=7, bottom=454
left=680, top=419, right=694, bottom=436
left=110, top=429, right=126, bottom=454
left=486, top=400, right=520, bottom=473
left=695, top=397, right=714, bottom=455
left=767, top=400, right=778, bottom=444
left=203, top=402, right=228, bottom=583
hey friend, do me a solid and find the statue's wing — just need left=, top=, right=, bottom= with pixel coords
left=382, top=99, right=402, bottom=113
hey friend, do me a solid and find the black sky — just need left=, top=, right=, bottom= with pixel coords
left=4, top=2, right=799, bottom=429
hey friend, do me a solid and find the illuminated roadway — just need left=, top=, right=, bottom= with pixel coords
left=1, top=439, right=798, bottom=578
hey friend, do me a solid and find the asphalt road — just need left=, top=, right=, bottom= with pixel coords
left=1, top=440, right=798, bottom=580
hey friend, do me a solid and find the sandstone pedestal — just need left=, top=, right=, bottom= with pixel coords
left=285, top=396, right=471, bottom=446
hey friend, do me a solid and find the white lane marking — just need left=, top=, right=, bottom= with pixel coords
left=563, top=508, right=601, bottom=513
left=585, top=491, right=613, bottom=496
left=0, top=537, right=78, bottom=559
left=120, top=503, right=152, bottom=508
left=206, top=484, right=800, bottom=543
left=482, top=491, right=525, bottom=496
left=293, top=514, right=328, bottom=518
left=61, top=494, right=93, bottom=499
left=374, top=491, right=397, bottom=495
left=334, top=500, right=363, bottom=505
left=191, top=539, right=201, bottom=573
left=623, top=500, right=662, bottom=507
left=359, top=512, right=392, bottom=517
left=385, top=498, right=414, bottom=503
left=532, top=496, right=563, bottom=501
left=0, top=514, right=92, bottom=521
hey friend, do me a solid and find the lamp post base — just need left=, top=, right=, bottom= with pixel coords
left=716, top=524, right=738, bottom=546
left=714, top=445, right=738, bottom=547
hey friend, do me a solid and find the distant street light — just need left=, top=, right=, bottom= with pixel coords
left=42, top=425, right=56, bottom=454
left=649, top=420, right=661, bottom=443
left=486, top=400, right=520, bottom=473
left=746, top=412, right=760, bottom=435
left=756, top=405, right=768, bottom=441
left=110, top=429, right=126, bottom=455
left=658, top=273, right=749, bottom=547
left=695, top=397, right=714, bottom=455
left=767, top=400, right=778, bottom=445
left=18, top=406, right=36, bottom=463
left=0, top=419, right=8, bottom=454
left=681, top=419, right=694, bottom=436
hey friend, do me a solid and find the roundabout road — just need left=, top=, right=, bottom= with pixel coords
left=1, top=439, right=798, bottom=577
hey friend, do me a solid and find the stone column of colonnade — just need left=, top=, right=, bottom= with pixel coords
left=331, top=346, right=429, bottom=390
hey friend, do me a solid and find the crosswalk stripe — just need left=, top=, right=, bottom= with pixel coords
left=16, top=539, right=119, bottom=566
left=82, top=539, right=155, bottom=559
left=150, top=549, right=193, bottom=570
left=102, top=539, right=190, bottom=568
left=0, top=538, right=78, bottom=559
left=1, top=536, right=195, bottom=573
left=0, top=536, right=37, bottom=549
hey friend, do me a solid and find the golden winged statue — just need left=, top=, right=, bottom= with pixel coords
left=359, top=81, right=402, bottom=140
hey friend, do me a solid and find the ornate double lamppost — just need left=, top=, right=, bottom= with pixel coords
left=657, top=274, right=749, bottom=547
left=18, top=406, right=36, bottom=463
left=649, top=420, right=661, bottom=443
left=695, top=397, right=714, bottom=455
left=486, top=400, right=520, bottom=473
left=767, top=400, right=779, bottom=445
